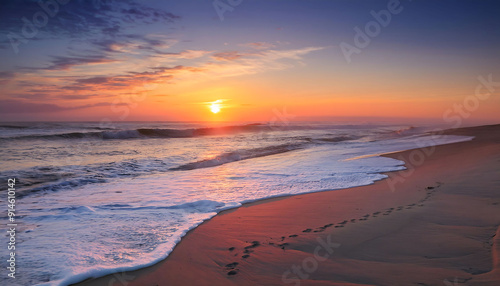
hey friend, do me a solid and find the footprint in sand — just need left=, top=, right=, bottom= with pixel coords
left=289, top=234, right=298, bottom=238
left=244, top=241, right=260, bottom=250
left=225, top=262, right=240, bottom=275
left=278, top=242, right=289, bottom=250
left=302, top=228, right=312, bottom=233
left=225, top=262, right=239, bottom=268
left=228, top=247, right=235, bottom=251
left=316, top=225, right=329, bottom=232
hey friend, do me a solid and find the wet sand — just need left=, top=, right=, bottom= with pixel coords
left=76, top=124, right=500, bottom=286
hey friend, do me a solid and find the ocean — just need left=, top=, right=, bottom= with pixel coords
left=0, top=121, right=473, bottom=286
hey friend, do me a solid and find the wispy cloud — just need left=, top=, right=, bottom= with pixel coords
left=1, top=0, right=181, bottom=72
left=0, top=0, right=180, bottom=39
left=45, top=54, right=117, bottom=70
left=3, top=45, right=324, bottom=107
left=203, top=46, right=326, bottom=78
left=0, top=71, right=16, bottom=79
left=240, top=42, right=276, bottom=50
left=0, top=71, right=16, bottom=84
left=55, top=65, right=203, bottom=96
left=90, top=35, right=179, bottom=55
left=0, top=99, right=124, bottom=113
left=212, top=51, right=243, bottom=61
left=155, top=49, right=212, bottom=59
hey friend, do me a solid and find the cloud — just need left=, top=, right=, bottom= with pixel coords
left=9, top=93, right=52, bottom=100
left=240, top=42, right=276, bottom=50
left=155, top=49, right=212, bottom=59
left=212, top=51, right=243, bottom=61
left=0, top=99, right=123, bottom=113
left=210, top=46, right=324, bottom=66
left=0, top=0, right=180, bottom=39
left=3, top=63, right=203, bottom=104
left=3, top=44, right=323, bottom=107
left=44, top=54, right=116, bottom=70
left=202, top=46, right=325, bottom=78
left=0, top=0, right=181, bottom=72
left=75, top=76, right=111, bottom=85
left=150, top=65, right=205, bottom=73
left=262, top=46, right=325, bottom=60
left=91, top=35, right=178, bottom=55
left=0, top=71, right=16, bottom=79
left=61, top=64, right=202, bottom=94
left=28, top=35, right=179, bottom=71
left=0, top=71, right=16, bottom=84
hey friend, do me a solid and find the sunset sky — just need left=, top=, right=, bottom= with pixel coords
left=0, top=0, right=499, bottom=123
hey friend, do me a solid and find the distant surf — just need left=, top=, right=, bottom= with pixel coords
left=2, top=123, right=281, bottom=140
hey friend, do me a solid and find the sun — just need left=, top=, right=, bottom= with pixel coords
left=209, top=100, right=222, bottom=114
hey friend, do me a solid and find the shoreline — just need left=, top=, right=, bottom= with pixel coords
left=75, top=124, right=500, bottom=286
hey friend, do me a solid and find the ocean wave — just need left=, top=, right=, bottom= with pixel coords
left=170, top=143, right=305, bottom=171
left=4, top=159, right=170, bottom=198
left=4, top=123, right=277, bottom=141
left=5, top=142, right=308, bottom=198
left=15, top=176, right=108, bottom=199
left=96, top=200, right=228, bottom=213
left=4, top=123, right=376, bottom=141
left=313, top=135, right=358, bottom=143
left=0, top=124, right=29, bottom=129
left=392, top=126, right=418, bottom=135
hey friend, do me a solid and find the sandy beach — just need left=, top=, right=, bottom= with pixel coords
left=76, top=124, right=500, bottom=286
